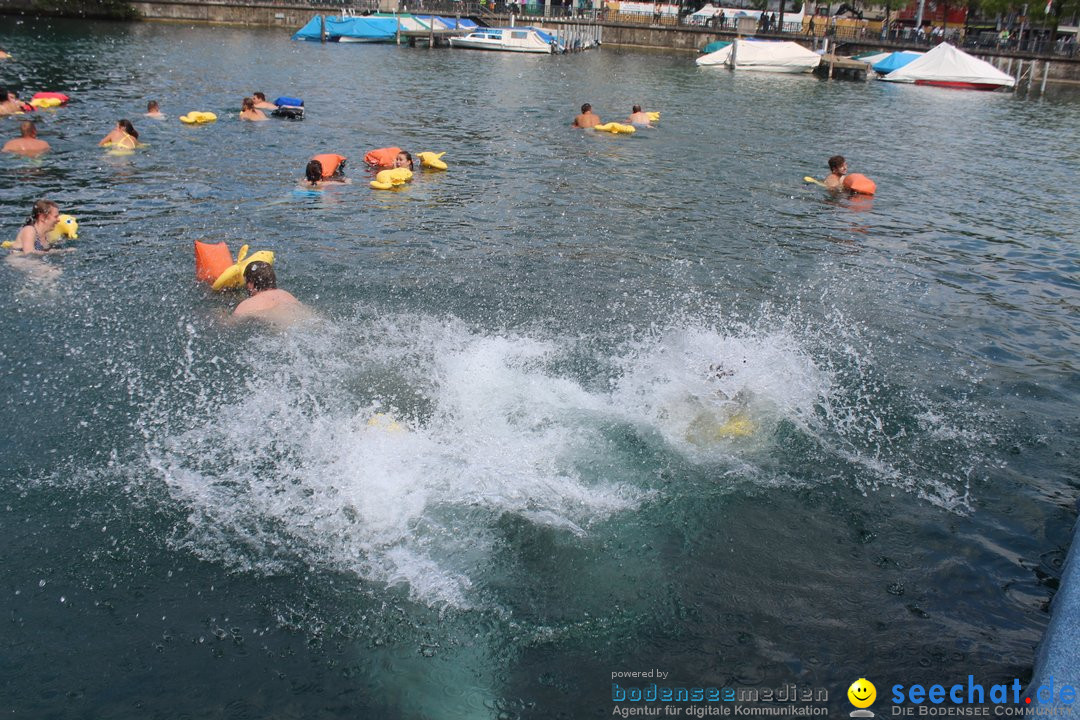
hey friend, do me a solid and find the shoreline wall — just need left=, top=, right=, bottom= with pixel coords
left=3, top=0, right=1079, bottom=83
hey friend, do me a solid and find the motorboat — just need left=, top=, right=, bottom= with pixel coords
left=449, top=26, right=564, bottom=54
left=879, top=43, right=1016, bottom=90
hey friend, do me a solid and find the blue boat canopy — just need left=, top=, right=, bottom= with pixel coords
left=292, top=14, right=399, bottom=41
left=872, top=51, right=923, bottom=74
left=292, top=15, right=323, bottom=40
left=701, top=40, right=732, bottom=54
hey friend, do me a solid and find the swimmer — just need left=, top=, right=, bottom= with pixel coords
left=232, top=261, right=308, bottom=325
left=239, top=97, right=268, bottom=122
left=571, top=102, right=601, bottom=129
left=627, top=105, right=652, bottom=127
left=824, top=155, right=847, bottom=190
left=145, top=100, right=165, bottom=119
left=99, top=119, right=140, bottom=148
left=252, top=92, right=277, bottom=111
left=0, top=88, right=23, bottom=115
left=394, top=150, right=414, bottom=170
left=0, top=50, right=10, bottom=60
left=11, top=199, right=67, bottom=254
left=303, top=154, right=350, bottom=187
left=2, top=120, right=50, bottom=157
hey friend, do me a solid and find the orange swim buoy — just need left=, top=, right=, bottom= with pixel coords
left=194, top=240, right=233, bottom=283
left=843, top=173, right=876, bottom=196
left=364, top=147, right=401, bottom=168
left=311, top=153, right=346, bottom=178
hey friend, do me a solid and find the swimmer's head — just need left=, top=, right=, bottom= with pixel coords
left=147, top=100, right=159, bottom=112
left=118, top=118, right=138, bottom=139
left=241, top=97, right=255, bottom=111
left=19, top=120, right=37, bottom=138
left=253, top=92, right=266, bottom=102
left=25, top=199, right=59, bottom=227
left=394, top=151, right=413, bottom=170
left=632, top=104, right=642, bottom=113
left=581, top=103, right=592, bottom=113
left=829, top=155, right=846, bottom=173
left=244, top=261, right=277, bottom=292
left=305, top=159, right=323, bottom=184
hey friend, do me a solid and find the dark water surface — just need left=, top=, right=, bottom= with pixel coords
left=1, top=16, right=1078, bottom=719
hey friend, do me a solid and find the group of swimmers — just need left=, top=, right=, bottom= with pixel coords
left=0, top=89, right=285, bottom=159
left=571, top=102, right=653, bottom=129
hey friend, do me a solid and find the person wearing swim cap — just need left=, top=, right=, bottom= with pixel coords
left=233, top=261, right=306, bottom=323
left=825, top=155, right=848, bottom=190
left=252, top=92, right=277, bottom=111
left=239, top=97, right=268, bottom=122
left=571, top=103, right=601, bottom=128
left=3, top=120, right=50, bottom=157
left=627, top=105, right=651, bottom=127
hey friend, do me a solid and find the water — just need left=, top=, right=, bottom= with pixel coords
left=1, top=16, right=1078, bottom=719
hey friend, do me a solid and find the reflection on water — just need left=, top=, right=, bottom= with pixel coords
left=1, top=16, right=1078, bottom=720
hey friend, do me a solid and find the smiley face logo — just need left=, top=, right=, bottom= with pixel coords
left=848, top=678, right=876, bottom=709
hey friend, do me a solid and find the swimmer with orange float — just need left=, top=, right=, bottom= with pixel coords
left=302, top=153, right=350, bottom=188
left=805, top=155, right=876, bottom=195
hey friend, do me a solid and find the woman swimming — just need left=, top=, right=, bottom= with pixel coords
left=99, top=119, right=140, bottom=148
left=12, top=199, right=61, bottom=254
left=239, top=97, right=268, bottom=122
left=302, top=154, right=349, bottom=188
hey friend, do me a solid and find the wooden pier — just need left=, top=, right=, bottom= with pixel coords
left=814, top=54, right=870, bottom=80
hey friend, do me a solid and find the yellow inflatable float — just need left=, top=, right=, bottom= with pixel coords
left=29, top=97, right=62, bottom=109
left=210, top=244, right=276, bottom=291
left=685, top=410, right=756, bottom=445
left=647, top=111, right=661, bottom=122
left=370, top=167, right=413, bottom=190
left=366, top=413, right=405, bottom=433
left=593, top=122, right=636, bottom=134
left=2, top=214, right=78, bottom=249
left=180, top=111, right=217, bottom=124
left=417, top=151, right=447, bottom=170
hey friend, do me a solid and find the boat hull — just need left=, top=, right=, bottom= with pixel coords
left=913, top=79, right=1011, bottom=90
left=448, top=39, right=552, bottom=53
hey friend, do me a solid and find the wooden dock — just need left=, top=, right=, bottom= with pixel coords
left=814, top=54, right=870, bottom=80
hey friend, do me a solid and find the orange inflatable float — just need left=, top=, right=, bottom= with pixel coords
left=843, top=173, right=876, bottom=196
left=311, top=153, right=346, bottom=178
left=194, top=240, right=234, bottom=283
left=364, top=147, right=401, bottom=168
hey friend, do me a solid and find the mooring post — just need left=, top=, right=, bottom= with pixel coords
left=320, top=14, right=326, bottom=43
left=1040, top=60, right=1049, bottom=94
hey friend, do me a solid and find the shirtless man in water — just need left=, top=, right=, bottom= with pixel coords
left=571, top=103, right=601, bottom=128
left=233, top=261, right=308, bottom=325
left=2, top=121, right=50, bottom=157
left=824, top=155, right=848, bottom=190
left=627, top=105, right=651, bottom=127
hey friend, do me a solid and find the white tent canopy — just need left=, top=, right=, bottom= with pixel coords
left=882, top=43, right=1016, bottom=89
left=697, top=39, right=820, bottom=72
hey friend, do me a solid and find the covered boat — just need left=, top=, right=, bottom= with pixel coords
left=870, top=50, right=924, bottom=74
left=696, top=39, right=820, bottom=73
left=881, top=43, right=1015, bottom=90
left=292, top=15, right=398, bottom=42
left=449, top=26, right=563, bottom=53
